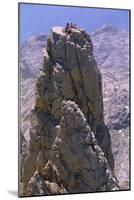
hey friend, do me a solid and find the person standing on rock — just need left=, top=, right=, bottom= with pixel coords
left=65, top=23, right=72, bottom=35
left=70, top=23, right=77, bottom=29
left=65, top=23, right=69, bottom=33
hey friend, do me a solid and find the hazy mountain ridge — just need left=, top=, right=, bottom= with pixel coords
left=91, top=24, right=129, bottom=69
left=20, top=34, right=47, bottom=79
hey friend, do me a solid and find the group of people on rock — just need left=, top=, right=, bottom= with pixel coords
left=65, top=22, right=77, bottom=34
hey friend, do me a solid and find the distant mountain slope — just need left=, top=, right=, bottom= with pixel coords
left=20, top=34, right=47, bottom=79
left=91, top=24, right=129, bottom=69
left=91, top=24, right=129, bottom=136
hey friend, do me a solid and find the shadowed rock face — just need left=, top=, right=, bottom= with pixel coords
left=21, top=26, right=119, bottom=196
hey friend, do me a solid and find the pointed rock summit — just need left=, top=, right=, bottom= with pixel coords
left=21, top=26, right=119, bottom=196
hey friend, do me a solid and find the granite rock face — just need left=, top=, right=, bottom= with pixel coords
left=51, top=100, right=118, bottom=192
left=21, top=26, right=119, bottom=196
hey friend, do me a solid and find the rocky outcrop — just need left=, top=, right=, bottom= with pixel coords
left=51, top=100, right=118, bottom=192
left=21, top=26, right=119, bottom=196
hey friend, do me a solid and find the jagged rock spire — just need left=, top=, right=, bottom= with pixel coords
left=22, top=26, right=118, bottom=196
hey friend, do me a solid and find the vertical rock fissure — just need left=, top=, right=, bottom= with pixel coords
left=64, top=37, right=79, bottom=103
left=74, top=41, right=95, bottom=130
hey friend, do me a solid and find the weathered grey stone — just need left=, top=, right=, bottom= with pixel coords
left=51, top=100, right=118, bottom=192
left=22, top=26, right=118, bottom=196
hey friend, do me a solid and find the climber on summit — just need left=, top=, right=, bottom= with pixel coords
left=70, top=22, right=77, bottom=29
left=65, top=23, right=72, bottom=35
left=65, top=23, right=69, bottom=33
